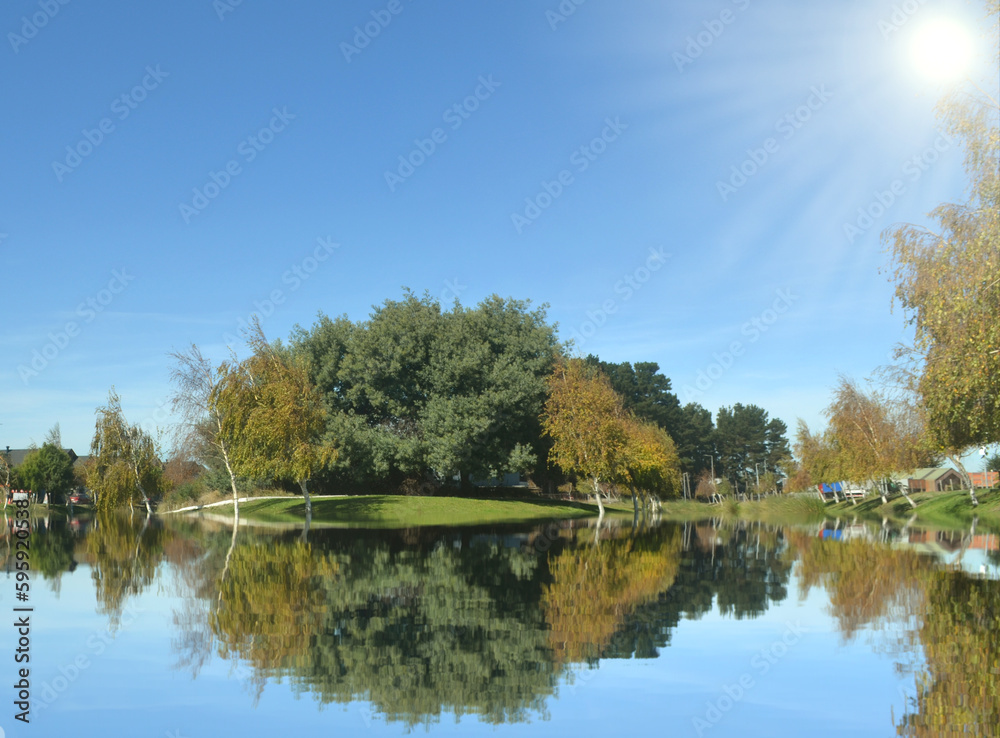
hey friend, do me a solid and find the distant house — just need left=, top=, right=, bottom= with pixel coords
left=2, top=447, right=87, bottom=497
left=896, top=467, right=965, bottom=494
left=3, top=447, right=81, bottom=467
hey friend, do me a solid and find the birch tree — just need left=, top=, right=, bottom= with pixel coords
left=212, top=321, right=334, bottom=521
left=620, top=418, right=682, bottom=515
left=90, top=388, right=164, bottom=515
left=541, top=359, right=629, bottom=518
left=169, top=344, right=243, bottom=516
left=883, top=1, right=999, bottom=470
left=824, top=377, right=936, bottom=506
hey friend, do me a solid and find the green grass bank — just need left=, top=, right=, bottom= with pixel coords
left=653, top=489, right=1000, bottom=531
left=171, top=487, right=1000, bottom=531
left=235, top=494, right=634, bottom=528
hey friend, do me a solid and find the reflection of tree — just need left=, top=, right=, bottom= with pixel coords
left=788, top=531, right=998, bottom=733
left=604, top=523, right=791, bottom=660
left=168, top=521, right=796, bottom=726
left=791, top=532, right=932, bottom=641
left=166, top=518, right=238, bottom=678
left=542, top=528, right=681, bottom=663
left=896, top=572, right=1000, bottom=736
left=30, top=519, right=77, bottom=590
left=310, top=543, right=557, bottom=725
left=711, top=525, right=790, bottom=619
left=670, top=522, right=791, bottom=621
left=86, top=513, right=167, bottom=630
left=211, top=540, right=337, bottom=691
left=200, top=533, right=560, bottom=726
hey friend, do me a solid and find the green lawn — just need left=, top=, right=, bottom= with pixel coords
left=654, top=489, right=1000, bottom=531
left=801, top=487, right=1000, bottom=530
left=236, top=495, right=634, bottom=528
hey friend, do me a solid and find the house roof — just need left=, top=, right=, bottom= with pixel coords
left=906, top=467, right=961, bottom=481
left=2, top=448, right=79, bottom=467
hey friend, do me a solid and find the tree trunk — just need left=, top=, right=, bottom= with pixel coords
left=219, top=441, right=240, bottom=519
left=590, top=477, right=605, bottom=520
left=128, top=451, right=153, bottom=516
left=298, top=479, right=313, bottom=525
left=949, top=454, right=978, bottom=507
left=134, top=479, right=153, bottom=516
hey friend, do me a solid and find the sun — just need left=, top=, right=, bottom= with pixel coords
left=908, top=18, right=976, bottom=83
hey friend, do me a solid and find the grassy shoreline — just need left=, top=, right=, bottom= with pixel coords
left=654, top=488, right=1000, bottom=530
left=230, top=495, right=635, bottom=528
left=142, top=487, right=1000, bottom=531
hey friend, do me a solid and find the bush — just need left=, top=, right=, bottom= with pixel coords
left=160, top=480, right=204, bottom=510
left=200, top=466, right=266, bottom=495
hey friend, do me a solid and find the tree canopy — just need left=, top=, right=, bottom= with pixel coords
left=883, top=0, right=1000, bottom=452
left=89, top=389, right=164, bottom=514
left=16, top=438, right=75, bottom=501
left=541, top=359, right=630, bottom=516
left=212, top=322, right=333, bottom=516
left=291, top=291, right=558, bottom=487
left=714, top=403, right=790, bottom=491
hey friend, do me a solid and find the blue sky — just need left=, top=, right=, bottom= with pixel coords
left=1, top=0, right=993, bottom=455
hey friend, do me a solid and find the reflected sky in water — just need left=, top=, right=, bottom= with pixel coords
left=4, top=513, right=997, bottom=736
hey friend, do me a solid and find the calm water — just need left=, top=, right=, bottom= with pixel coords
left=3, top=511, right=998, bottom=737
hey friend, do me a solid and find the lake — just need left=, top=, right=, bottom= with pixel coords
left=6, top=511, right=998, bottom=736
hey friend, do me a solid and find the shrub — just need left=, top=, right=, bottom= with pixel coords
left=161, top=480, right=204, bottom=510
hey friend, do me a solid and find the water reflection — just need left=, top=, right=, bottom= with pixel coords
left=898, top=572, right=999, bottom=735
left=786, top=527, right=999, bottom=733
left=8, top=510, right=997, bottom=732
left=161, top=517, right=799, bottom=726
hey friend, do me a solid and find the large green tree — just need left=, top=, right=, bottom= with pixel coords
left=583, top=357, right=682, bottom=431
left=16, top=427, right=75, bottom=501
left=883, top=0, right=999, bottom=460
left=672, top=402, right=717, bottom=478
left=714, top=404, right=790, bottom=491
left=291, top=291, right=558, bottom=487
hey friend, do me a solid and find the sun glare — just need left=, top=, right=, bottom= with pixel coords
left=908, top=18, right=975, bottom=83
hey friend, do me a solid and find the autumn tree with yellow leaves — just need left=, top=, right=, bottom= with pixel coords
left=541, top=360, right=681, bottom=517
left=211, top=320, right=335, bottom=520
left=541, top=360, right=629, bottom=518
